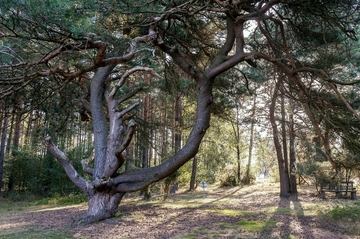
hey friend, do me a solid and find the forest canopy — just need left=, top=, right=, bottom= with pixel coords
left=0, top=0, right=360, bottom=223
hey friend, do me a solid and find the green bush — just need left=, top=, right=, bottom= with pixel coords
left=326, top=205, right=360, bottom=222
left=217, top=165, right=238, bottom=187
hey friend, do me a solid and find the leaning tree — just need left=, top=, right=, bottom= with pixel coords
left=1, top=0, right=360, bottom=223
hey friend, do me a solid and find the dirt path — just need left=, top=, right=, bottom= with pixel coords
left=1, top=182, right=359, bottom=238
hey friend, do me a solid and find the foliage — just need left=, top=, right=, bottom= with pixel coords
left=326, top=204, right=360, bottom=222
left=240, top=173, right=256, bottom=185
left=162, top=170, right=180, bottom=199
left=217, top=164, right=238, bottom=187
left=0, top=0, right=360, bottom=223
left=3, top=146, right=84, bottom=196
left=30, top=193, right=87, bottom=206
left=320, top=203, right=360, bottom=234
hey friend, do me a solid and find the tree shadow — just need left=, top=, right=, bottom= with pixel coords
left=258, top=194, right=312, bottom=238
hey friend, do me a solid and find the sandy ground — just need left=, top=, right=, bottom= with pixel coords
left=1, top=182, right=359, bottom=239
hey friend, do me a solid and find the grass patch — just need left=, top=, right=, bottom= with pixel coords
left=208, top=208, right=253, bottom=217
left=238, top=219, right=276, bottom=231
left=276, top=207, right=293, bottom=215
left=0, top=228, right=71, bottom=239
left=30, top=193, right=87, bottom=206
left=318, top=203, right=360, bottom=235
left=218, top=219, right=277, bottom=232
left=325, top=204, right=360, bottom=222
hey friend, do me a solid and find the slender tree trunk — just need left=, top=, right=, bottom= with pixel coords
left=189, top=156, right=197, bottom=191
left=0, top=108, right=9, bottom=193
left=174, top=94, right=182, bottom=152
left=141, top=74, right=152, bottom=200
left=12, top=98, right=23, bottom=152
left=125, top=147, right=131, bottom=172
left=270, top=82, right=290, bottom=197
left=7, top=107, right=16, bottom=191
left=289, top=100, right=297, bottom=193
left=245, top=96, right=256, bottom=184
left=236, top=142, right=241, bottom=183
left=234, top=106, right=242, bottom=183
left=280, top=92, right=290, bottom=184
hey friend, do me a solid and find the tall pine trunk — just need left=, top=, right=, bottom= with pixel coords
left=189, top=156, right=197, bottom=191
left=270, top=82, right=290, bottom=197
left=0, top=107, right=9, bottom=193
left=244, top=96, right=256, bottom=184
left=280, top=91, right=290, bottom=185
left=289, top=100, right=297, bottom=193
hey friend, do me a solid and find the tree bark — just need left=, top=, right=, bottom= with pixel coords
left=231, top=106, right=243, bottom=183
left=289, top=100, right=297, bottom=193
left=83, top=192, right=124, bottom=224
left=270, top=82, right=290, bottom=197
left=0, top=107, right=9, bottom=192
left=174, top=94, right=182, bottom=152
left=280, top=91, right=290, bottom=184
left=189, top=156, right=198, bottom=191
left=244, top=96, right=256, bottom=184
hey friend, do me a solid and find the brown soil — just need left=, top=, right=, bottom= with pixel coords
left=1, top=182, right=359, bottom=239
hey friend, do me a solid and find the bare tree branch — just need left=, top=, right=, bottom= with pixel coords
left=44, top=136, right=93, bottom=194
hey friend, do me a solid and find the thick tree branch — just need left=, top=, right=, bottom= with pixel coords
left=101, top=119, right=137, bottom=179
left=157, top=44, right=203, bottom=79
left=91, top=66, right=115, bottom=180
left=210, top=13, right=236, bottom=67
left=44, top=136, right=92, bottom=194
left=105, top=75, right=214, bottom=192
left=115, top=119, right=137, bottom=160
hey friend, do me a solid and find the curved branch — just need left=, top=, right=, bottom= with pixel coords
left=101, top=29, right=157, bottom=66
left=44, top=136, right=93, bottom=194
left=108, top=66, right=161, bottom=100
left=328, top=82, right=360, bottom=122
left=116, top=119, right=136, bottom=156
left=118, top=99, right=140, bottom=118
left=103, top=119, right=137, bottom=179
left=106, top=75, right=214, bottom=192
left=157, top=44, right=202, bottom=79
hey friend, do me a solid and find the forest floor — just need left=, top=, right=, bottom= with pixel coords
left=1, top=181, right=360, bottom=239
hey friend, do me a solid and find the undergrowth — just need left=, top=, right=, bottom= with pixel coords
left=321, top=202, right=360, bottom=235
left=325, top=204, right=360, bottom=221
left=30, top=193, right=87, bottom=205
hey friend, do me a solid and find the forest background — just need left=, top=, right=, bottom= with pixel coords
left=0, top=0, right=360, bottom=224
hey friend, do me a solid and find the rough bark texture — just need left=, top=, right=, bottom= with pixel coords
left=82, top=192, right=124, bottom=224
